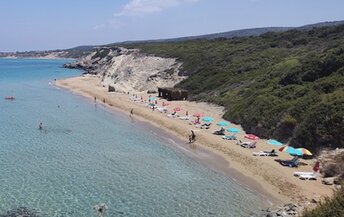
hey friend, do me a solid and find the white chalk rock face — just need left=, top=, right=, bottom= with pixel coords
left=68, top=47, right=186, bottom=93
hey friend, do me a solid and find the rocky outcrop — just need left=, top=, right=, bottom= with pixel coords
left=255, top=203, right=308, bottom=217
left=64, top=47, right=186, bottom=93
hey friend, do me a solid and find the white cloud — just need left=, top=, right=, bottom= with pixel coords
left=93, top=0, right=199, bottom=31
left=114, top=0, right=200, bottom=17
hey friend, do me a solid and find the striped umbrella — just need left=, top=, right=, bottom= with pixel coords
left=279, top=146, right=303, bottom=156
left=297, top=148, right=313, bottom=156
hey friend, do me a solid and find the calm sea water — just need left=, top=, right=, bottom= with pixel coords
left=0, top=59, right=263, bottom=217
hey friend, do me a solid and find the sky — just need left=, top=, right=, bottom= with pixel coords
left=1, top=0, right=344, bottom=52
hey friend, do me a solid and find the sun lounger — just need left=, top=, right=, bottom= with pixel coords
left=222, top=135, right=237, bottom=140
left=253, top=149, right=277, bottom=156
left=200, top=122, right=211, bottom=129
left=293, top=171, right=316, bottom=177
left=167, top=112, right=178, bottom=118
left=241, top=141, right=256, bottom=149
left=157, top=107, right=167, bottom=113
left=179, top=116, right=190, bottom=120
left=213, top=128, right=225, bottom=135
left=299, top=172, right=318, bottom=180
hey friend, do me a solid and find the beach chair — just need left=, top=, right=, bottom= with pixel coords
left=294, top=171, right=316, bottom=177
left=200, top=122, right=211, bottom=129
left=253, top=149, right=277, bottom=156
left=179, top=116, right=190, bottom=120
left=299, top=172, right=318, bottom=180
left=222, top=134, right=237, bottom=140
left=167, top=112, right=178, bottom=118
left=294, top=161, right=320, bottom=177
left=213, top=127, right=225, bottom=135
left=241, top=141, right=256, bottom=149
left=157, top=107, right=167, bottom=113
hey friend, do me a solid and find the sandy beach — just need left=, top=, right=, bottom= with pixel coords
left=56, top=76, right=333, bottom=206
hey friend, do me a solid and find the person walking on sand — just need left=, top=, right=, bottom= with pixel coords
left=130, top=108, right=134, bottom=117
left=94, top=96, right=97, bottom=102
left=189, top=130, right=196, bottom=143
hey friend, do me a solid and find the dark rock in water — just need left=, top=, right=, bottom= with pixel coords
left=0, top=207, right=40, bottom=217
left=254, top=203, right=301, bottom=217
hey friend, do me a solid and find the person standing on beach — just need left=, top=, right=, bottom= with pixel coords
left=189, top=130, right=196, bottom=143
left=130, top=108, right=134, bottom=117
left=94, top=96, right=97, bottom=102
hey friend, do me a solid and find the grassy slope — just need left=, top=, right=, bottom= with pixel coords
left=124, top=25, right=344, bottom=153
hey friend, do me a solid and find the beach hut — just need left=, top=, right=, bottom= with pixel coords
left=158, top=87, right=188, bottom=101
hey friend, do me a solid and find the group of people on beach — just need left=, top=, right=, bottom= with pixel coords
left=129, top=94, right=201, bottom=146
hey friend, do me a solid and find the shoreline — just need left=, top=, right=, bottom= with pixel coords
left=56, top=76, right=333, bottom=208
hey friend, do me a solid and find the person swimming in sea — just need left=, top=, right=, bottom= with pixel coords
left=38, top=122, right=43, bottom=130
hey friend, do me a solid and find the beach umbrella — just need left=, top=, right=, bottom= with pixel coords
left=148, top=97, right=157, bottom=101
left=267, top=139, right=283, bottom=146
left=279, top=146, right=303, bottom=156
left=173, top=106, right=183, bottom=112
left=227, top=127, right=240, bottom=133
left=193, top=112, right=203, bottom=117
left=297, top=148, right=313, bottom=156
left=202, top=116, right=214, bottom=123
left=245, top=134, right=260, bottom=140
left=148, top=103, right=156, bottom=107
left=216, top=121, right=230, bottom=127
left=162, top=102, right=170, bottom=107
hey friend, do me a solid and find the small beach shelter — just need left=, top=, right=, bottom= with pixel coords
left=227, top=127, right=240, bottom=133
left=245, top=134, right=260, bottom=140
left=297, top=148, right=312, bottom=156
left=202, top=116, right=214, bottom=123
left=216, top=121, right=230, bottom=127
left=267, top=139, right=283, bottom=146
left=279, top=146, right=303, bottom=156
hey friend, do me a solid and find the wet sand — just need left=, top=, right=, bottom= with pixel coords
left=56, top=76, right=333, bottom=207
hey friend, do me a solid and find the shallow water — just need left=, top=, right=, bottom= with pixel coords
left=0, top=59, right=263, bottom=216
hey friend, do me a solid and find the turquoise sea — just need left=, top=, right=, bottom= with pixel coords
left=0, top=59, right=264, bottom=216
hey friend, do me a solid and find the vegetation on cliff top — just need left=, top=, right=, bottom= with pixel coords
left=302, top=185, right=344, bottom=217
left=124, top=24, right=344, bottom=153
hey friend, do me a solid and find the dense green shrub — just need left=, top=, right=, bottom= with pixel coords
left=124, top=24, right=344, bottom=153
left=302, top=186, right=344, bottom=217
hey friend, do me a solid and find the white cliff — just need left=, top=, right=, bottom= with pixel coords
left=65, top=47, right=186, bottom=93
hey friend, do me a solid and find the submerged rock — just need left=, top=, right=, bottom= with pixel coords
left=254, top=203, right=301, bottom=217
left=0, top=207, right=40, bottom=217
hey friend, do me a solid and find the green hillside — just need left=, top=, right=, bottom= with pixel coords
left=124, top=25, right=344, bottom=153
